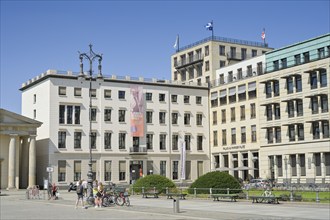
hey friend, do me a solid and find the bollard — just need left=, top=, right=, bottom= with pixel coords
left=316, top=190, right=320, bottom=203
left=227, top=188, right=230, bottom=194
left=209, top=188, right=212, bottom=198
left=173, top=198, right=180, bottom=213
left=194, top=188, right=196, bottom=198
left=290, top=190, right=294, bottom=202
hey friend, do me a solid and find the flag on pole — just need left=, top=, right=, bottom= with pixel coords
left=261, top=29, right=266, bottom=40
left=205, top=22, right=213, bottom=31
left=180, top=140, right=186, bottom=180
left=173, top=35, right=178, bottom=49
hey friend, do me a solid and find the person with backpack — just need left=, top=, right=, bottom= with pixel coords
left=75, top=180, right=85, bottom=209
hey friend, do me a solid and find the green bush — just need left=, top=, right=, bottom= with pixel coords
left=132, top=174, right=176, bottom=193
left=189, top=171, right=242, bottom=194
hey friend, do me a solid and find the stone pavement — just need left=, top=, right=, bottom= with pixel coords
left=0, top=190, right=329, bottom=220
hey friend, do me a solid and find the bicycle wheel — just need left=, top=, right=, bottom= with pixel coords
left=115, top=195, right=124, bottom=206
left=86, top=196, right=95, bottom=206
left=102, top=197, right=110, bottom=207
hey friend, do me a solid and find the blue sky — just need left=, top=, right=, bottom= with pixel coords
left=1, top=0, right=329, bottom=114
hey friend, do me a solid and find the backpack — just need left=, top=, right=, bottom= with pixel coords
left=76, top=185, right=82, bottom=194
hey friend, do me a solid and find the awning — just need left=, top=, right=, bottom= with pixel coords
left=228, top=87, right=236, bottom=96
left=238, top=85, right=246, bottom=94
left=211, top=92, right=218, bottom=100
left=234, top=166, right=257, bottom=171
left=219, top=90, right=226, bottom=98
left=248, top=82, right=256, bottom=91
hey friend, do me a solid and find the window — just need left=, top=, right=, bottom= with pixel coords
left=196, top=113, right=203, bottom=126
left=146, top=111, right=153, bottom=123
left=213, top=130, right=218, bottom=146
left=248, top=82, right=257, bottom=99
left=247, top=65, right=253, bottom=77
left=185, top=161, right=191, bottom=180
left=184, top=95, right=190, bottom=104
left=241, top=127, right=246, bottom=143
left=104, top=109, right=111, bottom=122
left=228, top=87, right=236, bottom=103
left=219, top=89, right=226, bottom=105
left=146, top=134, right=153, bottom=150
left=266, top=105, right=272, bottom=121
left=119, top=161, right=126, bottom=181
left=312, top=121, right=321, bottom=139
left=74, top=131, right=82, bottom=149
left=230, top=107, right=236, bottom=122
left=159, top=112, right=166, bottom=124
left=320, top=69, right=327, bottom=87
left=295, top=75, right=302, bottom=92
left=184, top=113, right=190, bottom=125
left=205, top=45, right=209, bottom=56
left=104, top=161, right=112, bottom=181
left=171, top=95, right=177, bottom=103
left=311, top=96, right=318, bottom=114
left=33, top=109, right=36, bottom=119
left=296, top=99, right=303, bottom=116
left=58, top=160, right=66, bottom=182
left=91, top=161, right=96, bottom=180
left=274, top=80, right=280, bottom=96
left=221, top=129, right=226, bottom=145
left=219, top=45, right=225, bottom=55
left=74, top=88, right=81, bottom=97
left=288, top=101, right=295, bottom=118
left=250, top=103, right=256, bottom=119
left=133, top=137, right=139, bottom=148
left=74, top=161, right=81, bottom=181
left=58, top=131, right=66, bottom=148
left=104, top=132, right=111, bottom=149
left=228, top=71, right=233, bottom=82
left=241, top=48, right=247, bottom=60
left=205, top=61, right=210, bottom=71
left=193, top=95, right=201, bottom=105
left=160, top=161, right=166, bottom=176
left=65, top=106, right=73, bottom=124
left=267, top=128, right=274, bottom=144
left=172, top=134, right=178, bottom=150
left=240, top=105, right=245, bottom=120
left=90, top=108, right=97, bottom=121
left=281, top=58, right=287, bottom=69
left=231, top=128, right=236, bottom=144
left=287, top=77, right=294, bottom=94
left=230, top=47, right=236, bottom=59
left=294, top=54, right=301, bottom=65
left=74, top=106, right=80, bottom=124
left=119, top=133, right=126, bottom=149
left=221, top=109, right=226, bottom=124
left=251, top=125, right=257, bottom=142
left=322, top=121, right=329, bottom=138
left=59, top=105, right=65, bottom=124
left=159, top=93, right=165, bottom=102
left=252, top=49, right=257, bottom=57
left=170, top=112, right=177, bottom=125
left=288, top=125, right=295, bottom=141
left=160, top=134, right=166, bottom=150
left=188, top=67, right=194, bottom=79
left=257, top=62, right=263, bottom=75
left=119, top=109, right=126, bottom=122
left=185, top=135, right=191, bottom=150
left=118, top=91, right=126, bottom=99
left=197, top=135, right=203, bottom=150
left=237, top=68, right=243, bottom=79
left=321, top=95, right=328, bottom=113
left=273, top=60, right=279, bottom=70
left=318, top=47, right=325, bottom=59
left=274, top=103, right=281, bottom=119
left=90, top=89, right=96, bottom=98
left=298, top=124, right=304, bottom=141
left=211, top=92, right=218, bottom=107
left=303, top=52, right=310, bottom=63
left=266, top=82, right=272, bottom=98
left=104, top=89, right=111, bottom=98
left=146, top=92, right=152, bottom=101
left=147, top=161, right=153, bottom=175
left=33, top=94, right=36, bottom=103
left=238, top=85, right=246, bottom=101
left=59, top=86, right=66, bottom=95
left=172, top=161, right=178, bottom=180
left=90, top=132, right=96, bottom=149
left=220, top=60, right=226, bottom=68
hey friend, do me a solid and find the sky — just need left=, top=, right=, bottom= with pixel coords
left=1, top=0, right=329, bottom=114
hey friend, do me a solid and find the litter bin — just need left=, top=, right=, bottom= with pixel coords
left=173, top=198, right=180, bottom=213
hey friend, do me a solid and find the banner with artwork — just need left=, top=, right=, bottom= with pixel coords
left=130, top=85, right=144, bottom=137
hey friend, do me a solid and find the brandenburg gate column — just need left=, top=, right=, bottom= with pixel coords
left=7, top=134, right=18, bottom=189
left=28, top=135, right=37, bottom=187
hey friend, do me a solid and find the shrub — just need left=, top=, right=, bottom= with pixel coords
left=189, top=171, right=242, bottom=194
left=132, top=174, right=176, bottom=193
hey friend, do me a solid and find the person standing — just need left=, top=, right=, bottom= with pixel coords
left=75, top=180, right=85, bottom=209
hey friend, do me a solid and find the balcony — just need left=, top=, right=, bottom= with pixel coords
left=174, top=54, right=204, bottom=69
left=129, top=147, right=147, bottom=155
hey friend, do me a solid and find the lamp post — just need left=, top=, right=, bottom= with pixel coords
left=284, top=156, right=288, bottom=189
left=78, top=44, right=103, bottom=201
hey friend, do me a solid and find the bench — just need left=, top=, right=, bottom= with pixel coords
left=211, top=194, right=238, bottom=202
left=166, top=193, right=187, bottom=200
left=250, top=196, right=281, bottom=204
left=142, top=191, right=160, bottom=198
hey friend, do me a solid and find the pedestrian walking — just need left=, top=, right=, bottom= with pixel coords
left=75, top=180, right=85, bottom=209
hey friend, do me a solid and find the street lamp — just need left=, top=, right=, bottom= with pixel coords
left=284, top=156, right=288, bottom=189
left=78, top=44, right=103, bottom=201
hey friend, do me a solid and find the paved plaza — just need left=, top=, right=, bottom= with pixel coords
left=0, top=190, right=329, bottom=220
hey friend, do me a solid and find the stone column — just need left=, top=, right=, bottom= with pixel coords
left=296, top=154, right=301, bottom=183
left=238, top=152, right=243, bottom=179
left=7, top=134, right=17, bottom=189
left=28, top=135, right=37, bottom=187
left=228, top=152, right=234, bottom=176
left=21, top=137, right=29, bottom=188
left=274, top=155, right=278, bottom=181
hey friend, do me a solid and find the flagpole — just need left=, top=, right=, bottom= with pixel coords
left=263, top=28, right=266, bottom=45
left=178, top=34, right=180, bottom=52
left=212, top=20, right=214, bottom=40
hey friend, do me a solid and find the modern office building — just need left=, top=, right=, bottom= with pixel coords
left=20, top=72, right=210, bottom=187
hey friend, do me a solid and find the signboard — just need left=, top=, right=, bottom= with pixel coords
left=47, top=167, right=54, bottom=172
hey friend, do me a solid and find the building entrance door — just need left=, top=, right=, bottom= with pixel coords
left=130, top=161, right=143, bottom=184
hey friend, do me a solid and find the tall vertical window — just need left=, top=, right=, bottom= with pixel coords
left=90, top=108, right=97, bottom=121
left=321, top=95, right=329, bottom=113
left=297, top=124, right=304, bottom=140
left=231, top=128, right=236, bottom=144
left=311, top=96, right=319, bottom=114
left=171, top=94, right=178, bottom=103
left=222, top=129, right=227, bottom=145
left=184, top=113, right=191, bottom=125
left=146, top=134, right=153, bottom=150
left=288, top=101, right=295, bottom=118
left=296, top=99, right=303, bottom=116
left=90, top=89, right=96, bottom=98
left=119, top=109, right=126, bottom=122
left=33, top=109, right=36, bottom=119
left=241, top=127, right=246, bottom=143
left=273, top=60, right=279, bottom=70
left=146, top=92, right=152, bottom=101
left=288, top=125, right=295, bottom=141
left=104, top=161, right=112, bottom=181
left=266, top=82, right=272, bottom=98
left=318, top=47, right=325, bottom=59
left=33, top=94, right=36, bottom=103
left=230, top=47, right=236, bottom=59
left=322, top=121, right=329, bottom=138
left=219, top=45, right=225, bottom=55
left=67, top=105, right=73, bottom=124
left=104, top=132, right=111, bottom=149
left=295, top=75, right=302, bottom=92
left=221, top=109, right=226, bottom=123
left=197, top=135, right=203, bottom=150
left=196, top=96, right=202, bottom=104
left=159, top=112, right=166, bottom=124
left=74, top=161, right=81, bottom=181
left=185, top=161, right=191, bottom=180
left=172, top=134, right=178, bottom=150
left=146, top=111, right=153, bottom=123
left=59, top=105, right=65, bottom=124
left=275, top=127, right=281, bottom=143
left=160, top=161, right=166, bottom=176
left=205, top=45, right=209, bottom=56
left=58, top=131, right=66, bottom=148
left=160, top=134, right=166, bottom=150
left=241, top=48, right=247, bottom=60
left=250, top=103, right=256, bottom=119
left=184, top=95, right=190, bottom=104
left=172, top=161, right=178, bottom=179
left=58, top=160, right=66, bottom=182
left=184, top=135, right=191, bottom=150
left=251, top=125, right=257, bottom=142
left=91, top=132, right=97, bottom=149
left=303, top=52, right=310, bottom=63
left=196, top=113, right=203, bottom=126
left=320, top=69, right=327, bottom=87
left=118, top=90, right=126, bottom=99
left=257, top=62, right=263, bottom=75
left=74, top=131, right=82, bottom=149
left=274, top=80, right=280, bottom=96
left=205, top=61, right=210, bottom=71
left=172, top=112, right=178, bottom=125
left=294, top=54, right=301, bottom=65
left=274, top=104, right=281, bottom=119
left=119, top=161, right=126, bottom=181
left=74, top=106, right=80, bottom=124
left=281, top=58, right=287, bottom=68
left=104, top=109, right=111, bottom=122
left=238, top=84, right=246, bottom=101
left=119, top=133, right=126, bottom=149
left=266, top=105, right=273, bottom=121
left=252, top=49, right=257, bottom=57
left=287, top=77, right=294, bottom=94
left=267, top=128, right=274, bottom=144
left=310, top=72, right=318, bottom=89
left=159, top=93, right=165, bottom=102
left=213, top=130, right=218, bottom=146
left=213, top=111, right=218, bottom=125
left=230, top=107, right=236, bottom=121
left=104, top=89, right=111, bottom=98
